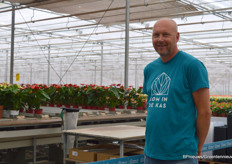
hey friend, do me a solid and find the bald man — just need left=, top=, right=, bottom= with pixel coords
left=143, top=18, right=211, bottom=164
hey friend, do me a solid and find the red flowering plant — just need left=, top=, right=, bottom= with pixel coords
left=44, top=84, right=57, bottom=106
left=22, top=84, right=50, bottom=110
left=78, top=84, right=88, bottom=107
left=58, top=84, right=74, bottom=106
left=106, top=84, right=120, bottom=108
left=211, top=101, right=232, bottom=116
left=71, top=84, right=81, bottom=107
left=124, top=86, right=137, bottom=108
left=96, top=86, right=108, bottom=108
left=116, top=84, right=126, bottom=108
left=52, top=84, right=63, bottom=106
left=135, top=86, right=147, bottom=108
left=85, top=84, right=98, bottom=108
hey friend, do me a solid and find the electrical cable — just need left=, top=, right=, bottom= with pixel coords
left=57, top=0, right=115, bottom=84
left=18, top=7, right=65, bottom=84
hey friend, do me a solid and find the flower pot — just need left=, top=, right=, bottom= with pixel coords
left=212, top=113, right=218, bottom=117
left=9, top=110, right=19, bottom=116
left=73, top=105, right=79, bottom=108
left=219, top=113, right=227, bottom=117
left=49, top=104, right=55, bottom=107
left=26, top=109, right=35, bottom=114
left=92, top=106, right=97, bottom=110
left=56, top=104, right=62, bottom=107
left=87, top=105, right=92, bottom=109
left=98, top=107, right=104, bottom=110
left=2, top=110, right=10, bottom=118
left=118, top=106, right=124, bottom=109
left=127, top=106, right=133, bottom=109
left=64, top=104, right=71, bottom=108
left=0, top=105, right=3, bottom=118
left=19, top=108, right=24, bottom=113
left=137, top=106, right=143, bottom=110
left=35, top=109, right=43, bottom=114
left=109, top=107, right=115, bottom=111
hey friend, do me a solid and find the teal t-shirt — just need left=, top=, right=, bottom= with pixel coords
left=143, top=51, right=209, bottom=160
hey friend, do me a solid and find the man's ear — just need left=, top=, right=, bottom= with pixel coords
left=176, top=32, right=180, bottom=42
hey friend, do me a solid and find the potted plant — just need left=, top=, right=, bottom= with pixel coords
left=78, top=84, right=88, bottom=109
left=117, top=85, right=125, bottom=109
left=44, top=84, right=57, bottom=107
left=106, top=85, right=120, bottom=111
left=23, top=84, right=50, bottom=114
left=1, top=84, right=23, bottom=116
left=71, top=84, right=80, bottom=108
left=124, top=87, right=137, bottom=109
left=0, top=83, right=5, bottom=118
left=135, top=87, right=147, bottom=110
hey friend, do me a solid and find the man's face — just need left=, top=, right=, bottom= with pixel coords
left=152, top=21, right=179, bottom=57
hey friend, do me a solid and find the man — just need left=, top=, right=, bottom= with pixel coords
left=143, top=18, right=211, bottom=164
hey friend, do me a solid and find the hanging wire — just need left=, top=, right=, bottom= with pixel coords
left=31, top=9, right=35, bottom=23
left=18, top=8, right=65, bottom=84
left=58, top=0, right=115, bottom=84
left=221, top=20, right=225, bottom=31
left=66, top=17, right=70, bottom=30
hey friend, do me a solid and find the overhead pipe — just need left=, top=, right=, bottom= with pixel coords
left=48, top=45, right=51, bottom=86
left=124, top=0, right=129, bottom=89
left=5, top=50, right=9, bottom=82
left=100, top=42, right=103, bottom=86
left=10, top=4, right=15, bottom=84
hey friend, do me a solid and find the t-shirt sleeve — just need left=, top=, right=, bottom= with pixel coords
left=186, top=59, right=209, bottom=93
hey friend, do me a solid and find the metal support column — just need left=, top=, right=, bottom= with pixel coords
left=63, top=134, right=67, bottom=164
left=5, top=50, right=9, bottom=82
left=48, top=45, right=51, bottom=86
left=59, top=61, right=62, bottom=84
left=124, top=0, right=130, bottom=89
left=94, top=60, right=97, bottom=84
left=135, top=58, right=138, bottom=89
left=33, top=138, right=36, bottom=164
left=100, top=42, right=103, bottom=85
left=30, top=63, right=32, bottom=84
left=10, top=4, right=15, bottom=84
left=119, top=140, right=124, bottom=158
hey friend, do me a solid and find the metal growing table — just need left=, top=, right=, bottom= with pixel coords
left=63, top=125, right=145, bottom=164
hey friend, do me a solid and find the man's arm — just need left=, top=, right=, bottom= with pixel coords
left=192, top=88, right=211, bottom=156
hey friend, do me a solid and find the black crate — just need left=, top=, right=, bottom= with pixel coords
left=213, top=126, right=227, bottom=162
left=227, top=114, right=232, bottom=139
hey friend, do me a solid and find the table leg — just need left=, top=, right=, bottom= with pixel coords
left=33, top=138, right=36, bottom=164
left=119, top=140, right=124, bottom=158
left=74, top=135, right=79, bottom=148
left=63, top=134, right=67, bottom=164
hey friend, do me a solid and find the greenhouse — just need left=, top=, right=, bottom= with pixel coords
left=0, top=0, right=232, bottom=164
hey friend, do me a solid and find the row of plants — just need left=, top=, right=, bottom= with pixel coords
left=210, top=96, right=232, bottom=103
left=0, top=83, right=147, bottom=113
left=0, top=82, right=231, bottom=116
left=210, top=101, right=232, bottom=117
left=0, top=83, right=50, bottom=114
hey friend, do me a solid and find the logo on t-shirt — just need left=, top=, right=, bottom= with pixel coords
left=151, top=72, right=171, bottom=96
left=148, top=72, right=171, bottom=109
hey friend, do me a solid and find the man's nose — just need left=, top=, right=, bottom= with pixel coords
left=157, top=35, right=164, bottom=41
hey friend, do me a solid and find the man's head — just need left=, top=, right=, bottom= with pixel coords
left=152, top=18, right=180, bottom=60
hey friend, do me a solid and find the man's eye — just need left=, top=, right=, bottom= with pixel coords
left=153, top=34, right=159, bottom=38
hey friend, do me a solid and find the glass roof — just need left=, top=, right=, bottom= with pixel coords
left=0, top=0, right=232, bottom=95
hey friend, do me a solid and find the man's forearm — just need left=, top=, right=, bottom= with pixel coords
left=196, top=110, right=211, bottom=154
